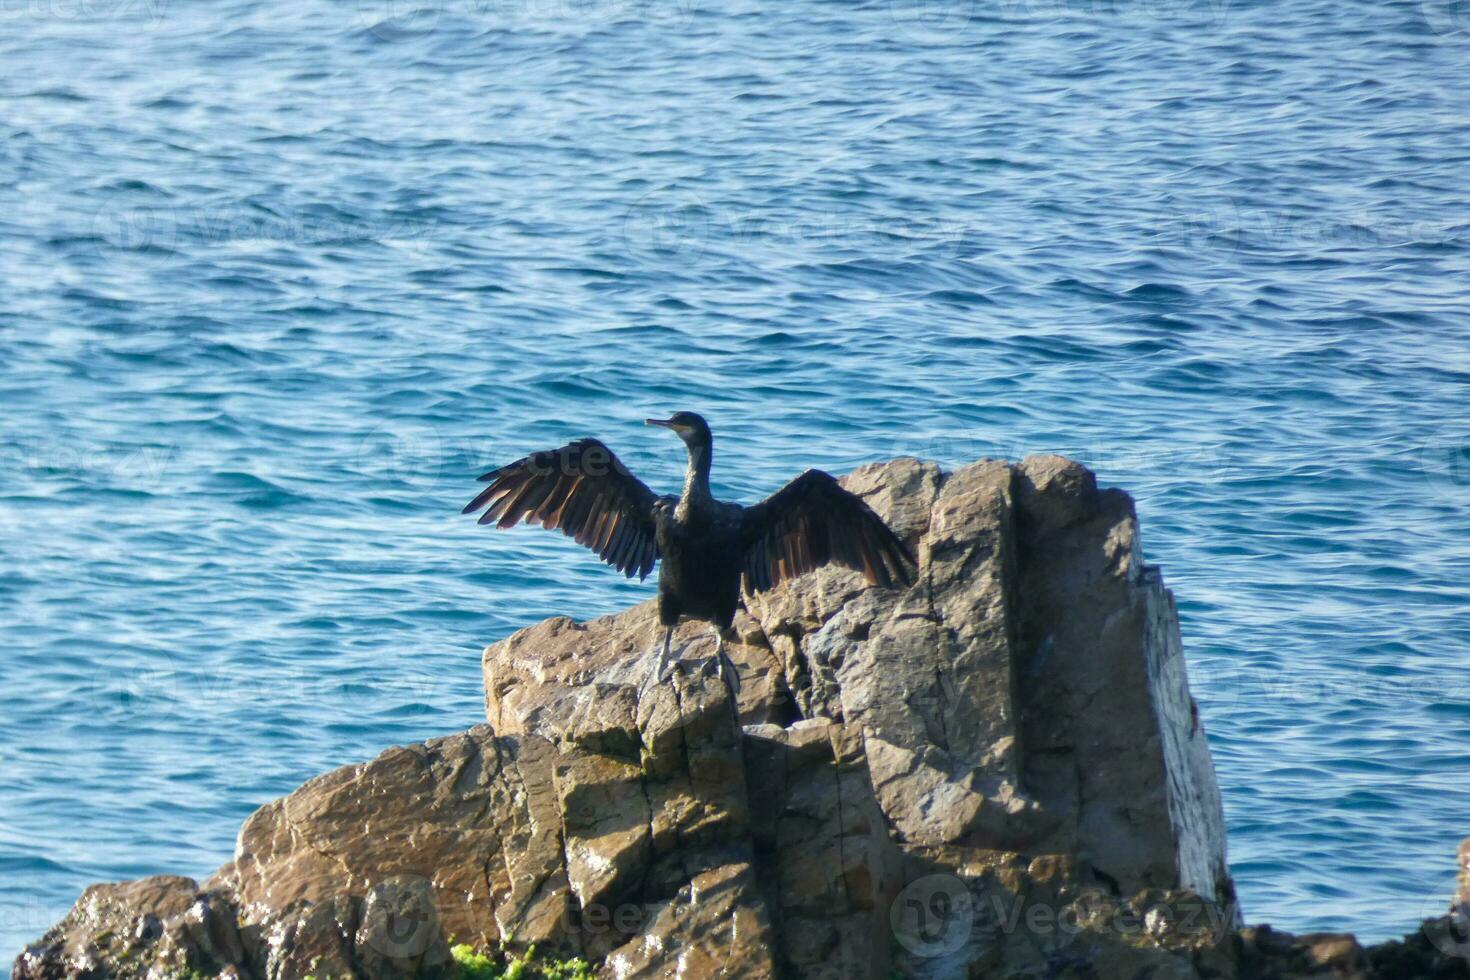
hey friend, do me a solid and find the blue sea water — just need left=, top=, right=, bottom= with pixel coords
left=2, top=0, right=1469, bottom=968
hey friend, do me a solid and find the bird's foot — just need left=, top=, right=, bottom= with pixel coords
left=697, top=651, right=742, bottom=709
left=641, top=658, right=688, bottom=695
left=640, top=661, right=670, bottom=697
left=640, top=627, right=679, bottom=695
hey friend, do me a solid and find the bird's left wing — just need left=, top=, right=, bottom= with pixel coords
left=463, top=438, right=660, bottom=580
left=738, top=469, right=916, bottom=594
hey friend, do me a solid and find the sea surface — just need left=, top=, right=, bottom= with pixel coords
left=2, top=0, right=1469, bottom=968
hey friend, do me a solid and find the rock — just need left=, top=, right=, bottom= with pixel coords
left=741, top=719, right=902, bottom=979
left=1366, top=916, right=1470, bottom=980
left=1303, top=933, right=1368, bottom=973
left=474, top=453, right=1240, bottom=974
left=742, top=456, right=1233, bottom=910
left=253, top=894, right=359, bottom=980
left=352, top=879, right=455, bottom=979
left=212, top=724, right=568, bottom=956
left=12, top=876, right=245, bottom=980
left=1347, top=835, right=1470, bottom=980
left=481, top=593, right=781, bottom=975
left=17, top=455, right=1307, bottom=980
left=1014, top=453, right=1099, bottom=532
left=1014, top=477, right=1232, bottom=910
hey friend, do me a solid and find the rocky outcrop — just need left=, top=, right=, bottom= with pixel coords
left=15, top=456, right=1469, bottom=979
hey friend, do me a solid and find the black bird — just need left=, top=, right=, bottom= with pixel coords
left=462, top=412, right=916, bottom=692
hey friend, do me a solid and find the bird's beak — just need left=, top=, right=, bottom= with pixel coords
left=645, top=418, right=676, bottom=429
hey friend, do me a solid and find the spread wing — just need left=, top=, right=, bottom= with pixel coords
left=739, top=469, right=916, bottom=594
left=463, top=438, right=659, bottom=580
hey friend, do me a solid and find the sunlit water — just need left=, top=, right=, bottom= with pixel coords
left=2, top=0, right=1469, bottom=968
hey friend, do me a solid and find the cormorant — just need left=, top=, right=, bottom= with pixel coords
left=462, top=412, right=916, bottom=694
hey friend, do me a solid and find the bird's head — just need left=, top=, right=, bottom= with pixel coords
left=646, top=411, right=711, bottom=448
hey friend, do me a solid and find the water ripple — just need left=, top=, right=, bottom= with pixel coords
left=2, top=0, right=1469, bottom=966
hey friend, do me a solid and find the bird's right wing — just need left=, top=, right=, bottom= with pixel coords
left=463, top=438, right=660, bottom=580
left=738, top=469, right=916, bottom=594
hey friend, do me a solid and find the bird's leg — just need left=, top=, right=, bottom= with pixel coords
left=641, top=626, right=676, bottom=696
left=698, top=625, right=722, bottom=677
left=661, top=625, right=674, bottom=680
left=700, top=625, right=741, bottom=708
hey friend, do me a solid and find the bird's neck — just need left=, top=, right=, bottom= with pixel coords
left=678, top=441, right=713, bottom=517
